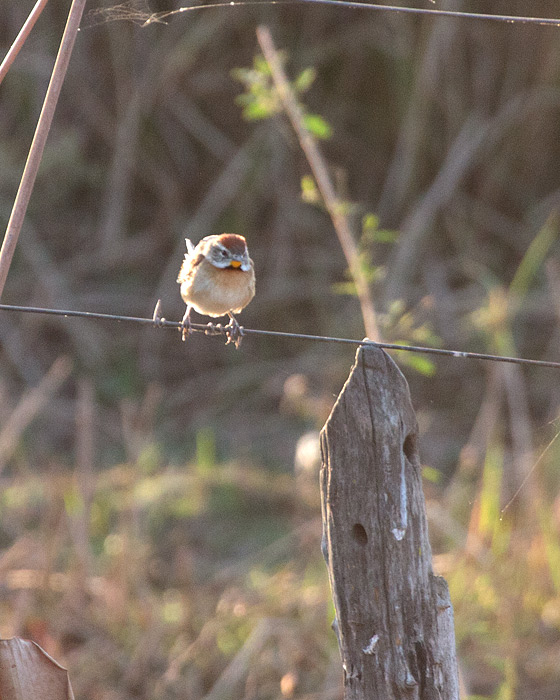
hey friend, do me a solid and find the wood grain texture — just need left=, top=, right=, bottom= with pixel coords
left=320, top=346, right=459, bottom=700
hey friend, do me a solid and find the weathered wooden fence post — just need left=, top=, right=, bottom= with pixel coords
left=320, top=345, right=459, bottom=700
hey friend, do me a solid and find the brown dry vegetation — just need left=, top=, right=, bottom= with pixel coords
left=2, top=1, right=560, bottom=698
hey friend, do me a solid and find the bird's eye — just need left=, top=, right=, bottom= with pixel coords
left=220, top=249, right=228, bottom=257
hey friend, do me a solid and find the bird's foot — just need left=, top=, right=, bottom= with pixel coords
left=225, top=316, right=244, bottom=349
left=180, top=311, right=194, bottom=342
left=152, top=299, right=166, bottom=327
left=181, top=318, right=193, bottom=341
left=204, top=322, right=225, bottom=337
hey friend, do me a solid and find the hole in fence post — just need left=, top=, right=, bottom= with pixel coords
left=351, top=523, right=368, bottom=545
left=403, top=433, right=416, bottom=462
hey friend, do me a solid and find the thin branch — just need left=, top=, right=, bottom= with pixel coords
left=0, top=0, right=87, bottom=299
left=0, top=355, right=72, bottom=474
left=256, top=25, right=380, bottom=341
left=0, top=0, right=50, bottom=86
left=385, top=114, right=489, bottom=302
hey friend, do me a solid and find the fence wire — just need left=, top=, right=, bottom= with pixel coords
left=2, top=302, right=560, bottom=370
left=106, top=0, right=560, bottom=28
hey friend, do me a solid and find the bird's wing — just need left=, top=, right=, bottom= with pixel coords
left=177, top=252, right=205, bottom=283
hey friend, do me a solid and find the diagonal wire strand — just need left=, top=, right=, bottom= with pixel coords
left=2, top=302, right=560, bottom=370
left=101, top=0, right=560, bottom=28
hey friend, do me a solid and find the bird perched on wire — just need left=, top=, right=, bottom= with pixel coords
left=176, top=233, right=255, bottom=348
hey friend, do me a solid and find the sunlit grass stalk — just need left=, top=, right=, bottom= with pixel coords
left=477, top=440, right=511, bottom=555
left=0, top=0, right=49, bottom=86
left=0, top=0, right=87, bottom=298
left=537, top=503, right=560, bottom=594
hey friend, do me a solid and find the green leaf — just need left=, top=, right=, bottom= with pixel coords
left=373, top=228, right=399, bottom=243
left=362, top=213, right=379, bottom=232
left=361, top=214, right=399, bottom=244
left=303, top=113, right=332, bottom=139
left=301, top=175, right=320, bottom=204
left=254, top=53, right=273, bottom=76
left=243, top=101, right=276, bottom=120
left=509, top=214, right=559, bottom=301
left=422, top=466, right=442, bottom=483
left=294, top=67, right=316, bottom=93
left=332, top=281, right=357, bottom=296
left=332, top=199, right=355, bottom=217
left=401, top=354, right=436, bottom=376
left=387, top=299, right=406, bottom=318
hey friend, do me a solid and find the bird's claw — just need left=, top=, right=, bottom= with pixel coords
left=203, top=321, right=243, bottom=348
left=204, top=322, right=225, bottom=337
left=181, top=317, right=193, bottom=342
left=225, top=317, right=244, bottom=349
left=169, top=309, right=244, bottom=348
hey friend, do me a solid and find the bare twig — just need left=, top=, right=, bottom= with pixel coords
left=201, top=619, right=280, bottom=700
left=0, top=355, right=72, bottom=474
left=256, top=25, right=380, bottom=341
left=0, top=0, right=50, bottom=86
left=378, top=17, right=459, bottom=223
left=385, top=114, right=489, bottom=302
left=17, top=222, right=108, bottom=364
left=0, top=0, right=87, bottom=299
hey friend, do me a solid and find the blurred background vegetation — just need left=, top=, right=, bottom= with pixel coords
left=2, top=1, right=560, bottom=698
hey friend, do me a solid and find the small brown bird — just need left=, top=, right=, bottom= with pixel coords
left=177, top=233, right=255, bottom=347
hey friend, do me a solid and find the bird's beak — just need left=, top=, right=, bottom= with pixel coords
left=230, top=260, right=242, bottom=268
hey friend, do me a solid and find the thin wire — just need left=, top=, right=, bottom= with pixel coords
left=500, top=426, right=560, bottom=517
left=127, top=0, right=560, bottom=27
left=2, top=302, right=560, bottom=370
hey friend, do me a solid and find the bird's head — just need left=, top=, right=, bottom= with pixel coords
left=202, top=233, right=252, bottom=271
